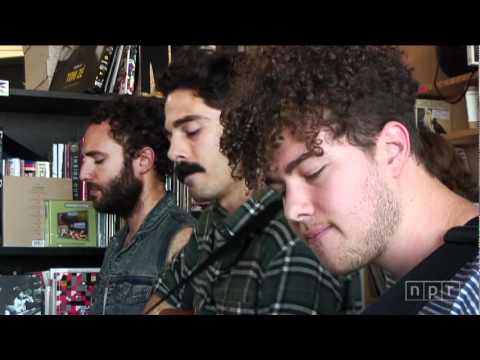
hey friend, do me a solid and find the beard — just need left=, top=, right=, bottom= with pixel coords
left=89, top=161, right=143, bottom=218
left=338, top=168, right=401, bottom=274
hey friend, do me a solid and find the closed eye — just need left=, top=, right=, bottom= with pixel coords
left=186, top=129, right=201, bottom=138
left=305, top=165, right=327, bottom=181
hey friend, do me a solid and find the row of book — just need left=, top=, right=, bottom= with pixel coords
left=1, top=141, right=85, bottom=201
left=2, top=159, right=50, bottom=177
left=0, top=268, right=99, bottom=315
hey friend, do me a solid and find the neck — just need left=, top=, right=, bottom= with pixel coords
left=375, top=167, right=479, bottom=280
left=218, top=179, right=253, bottom=215
left=126, top=179, right=166, bottom=238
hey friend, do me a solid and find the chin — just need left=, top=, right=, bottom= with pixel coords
left=189, top=187, right=218, bottom=204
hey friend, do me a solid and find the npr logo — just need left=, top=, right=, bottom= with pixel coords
left=405, top=281, right=461, bottom=302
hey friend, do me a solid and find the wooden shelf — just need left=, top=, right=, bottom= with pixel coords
left=0, top=247, right=106, bottom=274
left=0, top=247, right=106, bottom=257
left=443, top=128, right=478, bottom=146
left=417, top=71, right=479, bottom=100
left=0, top=88, right=113, bottom=116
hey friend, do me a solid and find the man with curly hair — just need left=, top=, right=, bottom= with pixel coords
left=144, top=48, right=362, bottom=315
left=81, top=95, right=196, bottom=315
left=220, top=46, right=479, bottom=315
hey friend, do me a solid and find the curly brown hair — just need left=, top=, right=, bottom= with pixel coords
left=90, top=95, right=173, bottom=178
left=220, top=46, right=421, bottom=190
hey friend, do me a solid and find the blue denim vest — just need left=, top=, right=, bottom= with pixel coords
left=90, top=192, right=196, bottom=315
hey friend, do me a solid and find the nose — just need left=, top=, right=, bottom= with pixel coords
left=167, top=134, right=189, bottom=162
left=80, top=159, right=93, bottom=182
left=283, top=183, right=314, bottom=225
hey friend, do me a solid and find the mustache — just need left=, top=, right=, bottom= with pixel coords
left=174, top=162, right=206, bottom=183
left=87, top=182, right=106, bottom=194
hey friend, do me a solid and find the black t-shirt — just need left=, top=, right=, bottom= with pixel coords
left=363, top=217, right=479, bottom=315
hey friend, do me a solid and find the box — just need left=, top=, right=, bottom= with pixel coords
left=1, top=176, right=72, bottom=247
left=23, top=46, right=62, bottom=90
left=47, top=268, right=100, bottom=315
left=44, top=200, right=97, bottom=247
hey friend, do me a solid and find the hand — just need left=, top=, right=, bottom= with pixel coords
left=144, top=293, right=194, bottom=315
left=144, top=293, right=165, bottom=315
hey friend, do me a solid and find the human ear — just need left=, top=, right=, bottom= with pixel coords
left=134, top=147, right=156, bottom=175
left=376, top=121, right=411, bottom=178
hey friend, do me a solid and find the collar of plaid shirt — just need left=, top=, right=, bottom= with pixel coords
left=196, top=188, right=282, bottom=269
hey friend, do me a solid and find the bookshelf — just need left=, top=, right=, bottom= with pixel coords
left=0, top=88, right=113, bottom=115
left=414, top=67, right=479, bottom=185
left=444, top=128, right=479, bottom=146
left=417, top=71, right=478, bottom=100
left=1, top=88, right=111, bottom=274
left=0, top=248, right=106, bottom=273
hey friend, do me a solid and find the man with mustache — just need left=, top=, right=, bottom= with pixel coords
left=220, top=46, right=479, bottom=314
left=81, top=95, right=196, bottom=315
left=144, top=48, right=361, bottom=315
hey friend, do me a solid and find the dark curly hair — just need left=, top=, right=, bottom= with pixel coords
left=220, top=46, right=421, bottom=190
left=418, top=130, right=478, bottom=202
left=156, top=47, right=244, bottom=109
left=90, top=95, right=172, bottom=178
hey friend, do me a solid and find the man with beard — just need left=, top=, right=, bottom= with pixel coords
left=81, top=95, right=196, bottom=315
left=144, top=48, right=362, bottom=315
left=219, top=46, right=479, bottom=315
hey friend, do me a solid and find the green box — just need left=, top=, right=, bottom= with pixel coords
left=44, top=200, right=97, bottom=247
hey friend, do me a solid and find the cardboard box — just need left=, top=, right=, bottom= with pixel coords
left=2, top=176, right=72, bottom=247
left=23, top=46, right=62, bottom=90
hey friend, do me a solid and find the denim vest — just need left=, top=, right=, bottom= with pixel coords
left=90, top=193, right=196, bottom=315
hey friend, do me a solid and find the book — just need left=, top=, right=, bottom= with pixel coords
left=48, top=268, right=99, bottom=315
left=57, top=143, right=64, bottom=178
left=71, top=142, right=81, bottom=200
left=126, top=45, right=138, bottom=95
left=35, top=161, right=50, bottom=178
left=93, top=46, right=115, bottom=93
left=52, top=143, right=58, bottom=178
left=113, top=45, right=131, bottom=94
left=44, top=200, right=97, bottom=247
left=49, top=46, right=108, bottom=93
left=106, top=45, right=125, bottom=94
left=0, top=274, right=45, bottom=315
left=23, top=160, right=36, bottom=177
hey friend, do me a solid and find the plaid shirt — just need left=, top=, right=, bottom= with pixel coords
left=153, top=189, right=362, bottom=314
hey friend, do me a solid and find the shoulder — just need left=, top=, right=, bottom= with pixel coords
left=165, top=205, right=197, bottom=228
left=451, top=255, right=480, bottom=315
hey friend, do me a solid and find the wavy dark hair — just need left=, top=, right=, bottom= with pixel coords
left=418, top=130, right=478, bottom=202
left=90, top=95, right=172, bottom=177
left=156, top=47, right=243, bottom=109
left=220, top=46, right=421, bottom=190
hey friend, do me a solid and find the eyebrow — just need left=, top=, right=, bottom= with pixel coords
left=84, top=150, right=106, bottom=158
left=165, top=115, right=209, bottom=135
left=285, top=152, right=314, bottom=174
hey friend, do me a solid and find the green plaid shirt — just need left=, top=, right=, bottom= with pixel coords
left=153, top=189, right=362, bottom=314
